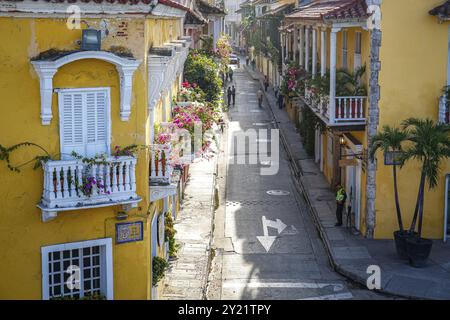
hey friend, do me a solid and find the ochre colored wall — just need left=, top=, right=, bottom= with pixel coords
left=0, top=15, right=182, bottom=299
left=374, top=0, right=450, bottom=239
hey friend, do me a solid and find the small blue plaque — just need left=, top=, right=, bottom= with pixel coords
left=116, top=221, right=144, bottom=244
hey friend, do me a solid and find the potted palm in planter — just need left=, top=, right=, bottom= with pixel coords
left=401, top=118, right=450, bottom=267
left=370, top=125, right=410, bottom=259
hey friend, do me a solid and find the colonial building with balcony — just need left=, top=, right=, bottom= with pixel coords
left=277, top=0, right=450, bottom=240
left=0, top=0, right=191, bottom=299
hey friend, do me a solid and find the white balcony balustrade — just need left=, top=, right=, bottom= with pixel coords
left=149, top=144, right=177, bottom=202
left=334, top=96, right=366, bottom=122
left=37, top=156, right=140, bottom=222
left=150, top=144, right=172, bottom=186
left=303, top=85, right=366, bottom=125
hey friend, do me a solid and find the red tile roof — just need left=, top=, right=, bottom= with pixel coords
left=285, top=0, right=370, bottom=22
left=429, top=1, right=450, bottom=18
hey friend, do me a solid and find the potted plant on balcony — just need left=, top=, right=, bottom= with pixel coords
left=335, top=67, right=367, bottom=119
left=401, top=118, right=450, bottom=267
left=370, top=125, right=410, bottom=259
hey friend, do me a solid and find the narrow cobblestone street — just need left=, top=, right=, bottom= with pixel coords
left=206, top=64, right=395, bottom=300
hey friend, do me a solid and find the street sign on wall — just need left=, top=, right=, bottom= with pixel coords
left=116, top=221, right=144, bottom=244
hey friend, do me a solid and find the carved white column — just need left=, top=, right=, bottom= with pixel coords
left=299, top=25, right=304, bottom=67
left=329, top=27, right=341, bottom=124
left=305, top=26, right=310, bottom=72
left=321, top=28, right=326, bottom=77
left=312, top=28, right=317, bottom=79
left=293, top=26, right=298, bottom=63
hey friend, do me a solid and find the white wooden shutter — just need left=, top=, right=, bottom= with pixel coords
left=58, top=88, right=110, bottom=159
left=85, top=90, right=108, bottom=157
left=59, top=92, right=85, bottom=159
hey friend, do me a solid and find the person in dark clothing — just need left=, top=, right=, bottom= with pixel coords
left=246, top=55, right=249, bottom=66
left=264, top=76, right=269, bottom=92
left=228, top=67, right=234, bottom=82
left=251, top=59, right=256, bottom=70
left=278, top=94, right=283, bottom=109
left=335, top=184, right=347, bottom=226
left=231, top=85, right=236, bottom=105
left=227, top=86, right=232, bottom=108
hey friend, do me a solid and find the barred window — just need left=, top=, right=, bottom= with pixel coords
left=41, top=238, right=113, bottom=300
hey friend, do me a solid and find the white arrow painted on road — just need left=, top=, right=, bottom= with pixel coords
left=256, top=236, right=278, bottom=252
left=262, top=216, right=287, bottom=235
left=257, top=216, right=287, bottom=252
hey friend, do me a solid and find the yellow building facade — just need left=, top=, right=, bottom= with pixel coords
left=279, top=0, right=450, bottom=239
left=0, top=0, right=191, bottom=299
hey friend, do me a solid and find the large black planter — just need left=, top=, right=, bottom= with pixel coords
left=393, top=230, right=418, bottom=260
left=406, top=237, right=433, bottom=268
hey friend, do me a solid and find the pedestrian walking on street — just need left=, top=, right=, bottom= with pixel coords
left=278, top=93, right=283, bottom=109
left=335, top=184, right=347, bottom=226
left=231, top=85, right=236, bottom=105
left=227, top=86, right=232, bottom=108
left=251, top=59, right=256, bottom=71
left=264, top=76, right=269, bottom=92
left=246, top=55, right=249, bottom=66
left=257, top=89, right=263, bottom=108
left=228, top=67, right=234, bottom=82
left=274, top=85, right=279, bottom=98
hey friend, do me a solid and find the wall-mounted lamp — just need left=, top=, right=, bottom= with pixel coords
left=339, top=135, right=346, bottom=146
left=81, top=29, right=102, bottom=51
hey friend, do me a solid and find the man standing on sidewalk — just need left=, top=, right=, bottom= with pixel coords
left=335, top=184, right=347, bottom=226
left=264, top=76, right=269, bottom=92
left=257, top=89, right=263, bottom=108
left=278, top=93, right=283, bottom=109
left=227, top=86, right=232, bottom=108
left=231, top=85, right=236, bottom=106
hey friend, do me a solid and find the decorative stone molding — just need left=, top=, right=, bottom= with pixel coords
left=150, top=184, right=177, bottom=202
left=31, top=51, right=141, bottom=124
left=148, top=47, right=174, bottom=111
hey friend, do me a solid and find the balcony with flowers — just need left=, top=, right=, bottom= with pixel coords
left=282, top=63, right=368, bottom=127
left=36, top=146, right=141, bottom=222
left=150, top=81, right=223, bottom=202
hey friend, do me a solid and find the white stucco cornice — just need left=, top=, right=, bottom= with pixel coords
left=31, top=50, right=141, bottom=124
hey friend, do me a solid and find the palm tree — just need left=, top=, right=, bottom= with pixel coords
left=401, top=118, right=450, bottom=238
left=369, top=125, right=407, bottom=232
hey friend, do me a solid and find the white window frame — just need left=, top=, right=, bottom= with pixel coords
left=57, top=87, right=112, bottom=160
left=354, top=32, right=362, bottom=70
left=41, top=238, right=114, bottom=300
left=342, top=30, right=348, bottom=69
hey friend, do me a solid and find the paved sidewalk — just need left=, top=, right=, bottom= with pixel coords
left=245, top=65, right=450, bottom=300
left=160, top=149, right=219, bottom=300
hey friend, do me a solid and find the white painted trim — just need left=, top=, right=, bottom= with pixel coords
left=320, top=29, right=326, bottom=77
left=312, top=28, right=317, bottom=78
left=31, top=51, right=141, bottom=124
left=0, top=0, right=155, bottom=15
left=41, top=237, right=113, bottom=300
left=305, top=26, right=310, bottom=72
left=329, top=28, right=341, bottom=124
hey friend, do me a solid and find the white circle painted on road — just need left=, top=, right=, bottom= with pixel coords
left=266, top=190, right=290, bottom=196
